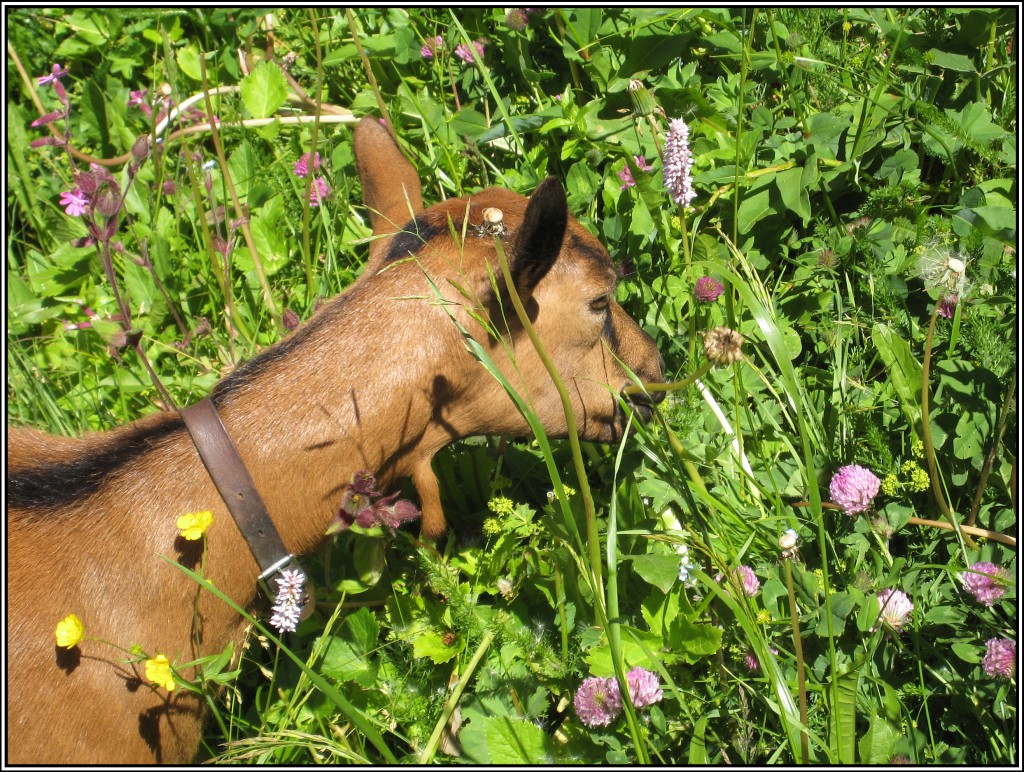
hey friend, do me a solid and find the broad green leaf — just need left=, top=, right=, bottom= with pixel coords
left=828, top=665, right=860, bottom=763
left=858, top=713, right=900, bottom=764
left=775, top=167, right=810, bottom=225
left=926, top=48, right=976, bottom=72
left=736, top=188, right=772, bottom=234
left=460, top=716, right=554, bottom=764
left=689, top=714, right=710, bottom=763
left=412, top=630, right=464, bottom=664
left=240, top=61, right=289, bottom=119
left=632, top=554, right=680, bottom=594
left=175, top=44, right=203, bottom=81
left=448, top=107, right=488, bottom=139
left=871, top=323, right=922, bottom=429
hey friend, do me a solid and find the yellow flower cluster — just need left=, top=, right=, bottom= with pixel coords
left=55, top=613, right=84, bottom=649
left=901, top=461, right=930, bottom=492
left=176, top=510, right=213, bottom=540
left=145, top=654, right=176, bottom=691
left=487, top=496, right=515, bottom=518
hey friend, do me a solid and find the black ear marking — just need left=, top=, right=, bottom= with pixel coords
left=509, top=177, right=567, bottom=294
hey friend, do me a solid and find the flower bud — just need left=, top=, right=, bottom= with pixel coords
left=130, top=135, right=151, bottom=162
left=628, top=79, right=658, bottom=117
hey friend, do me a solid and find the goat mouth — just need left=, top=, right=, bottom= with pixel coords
left=620, top=383, right=663, bottom=425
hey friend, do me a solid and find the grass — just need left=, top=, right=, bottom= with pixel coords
left=6, top=7, right=1017, bottom=765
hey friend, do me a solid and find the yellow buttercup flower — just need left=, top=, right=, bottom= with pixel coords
left=176, top=510, right=213, bottom=540
left=55, top=613, right=84, bottom=649
left=145, top=654, right=176, bottom=691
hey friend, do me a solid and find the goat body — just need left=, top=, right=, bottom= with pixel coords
left=6, top=118, right=664, bottom=763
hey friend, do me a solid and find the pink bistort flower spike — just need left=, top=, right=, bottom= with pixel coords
left=269, top=568, right=307, bottom=634
left=663, top=117, right=696, bottom=207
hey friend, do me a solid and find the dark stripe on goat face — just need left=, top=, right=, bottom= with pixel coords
left=7, top=416, right=184, bottom=513
left=384, top=215, right=447, bottom=262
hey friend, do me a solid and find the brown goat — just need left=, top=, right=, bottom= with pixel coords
left=6, top=117, right=664, bottom=763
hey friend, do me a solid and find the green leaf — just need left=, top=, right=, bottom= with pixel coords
left=240, top=61, right=289, bottom=119
left=412, top=630, right=464, bottom=664
left=736, top=188, right=772, bottom=234
left=631, top=554, right=680, bottom=594
left=689, top=714, right=710, bottom=763
left=175, top=44, right=203, bottom=81
left=448, top=107, right=488, bottom=139
left=828, top=665, right=860, bottom=763
left=858, top=713, right=900, bottom=764
left=460, top=716, right=554, bottom=764
left=669, top=616, right=723, bottom=661
left=320, top=607, right=380, bottom=687
left=871, top=323, right=922, bottom=429
left=775, top=166, right=810, bottom=225
left=926, top=48, right=976, bottom=72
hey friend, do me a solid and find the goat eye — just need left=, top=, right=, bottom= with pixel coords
left=589, top=294, right=611, bottom=313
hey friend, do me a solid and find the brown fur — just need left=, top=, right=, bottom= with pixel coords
left=6, top=117, right=663, bottom=763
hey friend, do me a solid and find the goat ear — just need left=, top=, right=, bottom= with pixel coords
left=508, top=177, right=567, bottom=294
left=354, top=117, right=424, bottom=260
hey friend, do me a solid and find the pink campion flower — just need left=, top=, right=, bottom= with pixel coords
left=454, top=40, right=485, bottom=64
left=829, top=464, right=881, bottom=515
left=38, top=62, right=68, bottom=86
left=625, top=667, right=663, bottom=707
left=127, top=88, right=154, bottom=117
left=981, top=637, right=1016, bottom=680
left=38, top=63, right=69, bottom=105
left=694, top=276, right=725, bottom=303
left=961, top=562, right=1009, bottom=607
left=663, top=117, right=696, bottom=207
left=421, top=35, right=444, bottom=58
left=59, top=189, right=89, bottom=217
left=573, top=676, right=622, bottom=727
left=308, top=176, right=330, bottom=207
left=293, top=151, right=321, bottom=178
left=874, top=588, right=914, bottom=632
left=30, top=109, right=65, bottom=128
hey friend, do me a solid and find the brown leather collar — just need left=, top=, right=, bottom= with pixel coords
left=179, top=397, right=312, bottom=621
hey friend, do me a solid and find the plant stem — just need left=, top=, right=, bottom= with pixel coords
left=493, top=238, right=606, bottom=607
left=920, top=294, right=978, bottom=550
left=967, top=370, right=1016, bottom=528
left=346, top=9, right=395, bottom=137
left=198, top=55, right=281, bottom=326
left=419, top=630, right=495, bottom=764
left=783, top=559, right=809, bottom=763
left=622, top=360, right=714, bottom=397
